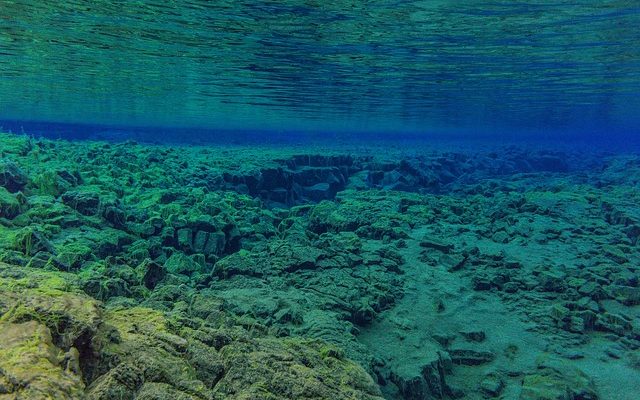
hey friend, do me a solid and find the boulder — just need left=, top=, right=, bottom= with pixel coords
left=0, top=159, right=28, bottom=192
left=520, top=356, right=598, bottom=400
left=0, top=187, right=20, bottom=218
left=62, top=190, right=101, bottom=216
left=0, top=321, right=85, bottom=399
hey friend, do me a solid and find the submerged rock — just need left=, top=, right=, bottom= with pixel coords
left=0, top=187, right=20, bottom=218
left=0, top=320, right=85, bottom=399
left=520, top=357, right=598, bottom=400
left=0, top=159, right=28, bottom=192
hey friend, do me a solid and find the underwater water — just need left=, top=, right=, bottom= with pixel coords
left=1, top=1, right=640, bottom=400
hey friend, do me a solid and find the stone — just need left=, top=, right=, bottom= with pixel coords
left=440, top=253, right=467, bottom=271
left=594, top=312, right=632, bottom=335
left=491, top=231, right=510, bottom=244
left=141, top=259, right=166, bottom=290
left=460, top=329, right=486, bottom=342
left=390, top=350, right=451, bottom=400
left=61, top=190, right=101, bottom=216
left=479, top=373, right=504, bottom=397
left=192, top=230, right=208, bottom=253
left=0, top=159, right=28, bottom=192
left=213, top=337, right=384, bottom=399
left=176, top=228, right=193, bottom=251
left=419, top=238, right=453, bottom=253
left=602, top=245, right=629, bottom=264
left=0, top=321, right=85, bottom=399
left=302, top=182, right=333, bottom=202
left=0, top=187, right=20, bottom=218
left=449, top=348, right=495, bottom=366
left=538, top=271, right=567, bottom=292
left=203, top=231, right=226, bottom=256
left=519, top=357, right=598, bottom=400
left=164, top=252, right=201, bottom=276
left=609, top=285, right=640, bottom=306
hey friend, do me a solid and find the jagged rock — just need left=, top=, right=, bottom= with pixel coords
left=419, top=238, right=453, bottom=253
left=449, top=348, right=495, bottom=366
left=538, top=271, right=567, bottom=292
left=0, top=159, right=28, bottom=192
left=140, top=259, right=166, bottom=289
left=14, top=227, right=55, bottom=256
left=610, top=285, right=640, bottom=305
left=213, top=338, right=384, bottom=400
left=594, top=312, right=633, bottom=336
left=389, top=350, right=452, bottom=400
left=0, top=321, right=85, bottom=399
left=520, top=357, right=598, bottom=400
left=0, top=187, right=20, bottom=218
left=479, top=372, right=504, bottom=397
left=164, top=252, right=203, bottom=276
left=440, top=253, right=467, bottom=271
left=62, top=190, right=101, bottom=216
left=460, top=329, right=486, bottom=342
left=32, top=169, right=80, bottom=196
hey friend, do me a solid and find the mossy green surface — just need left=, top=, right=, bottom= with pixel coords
left=1, top=133, right=639, bottom=399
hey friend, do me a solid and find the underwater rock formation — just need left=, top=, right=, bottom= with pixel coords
left=0, top=133, right=638, bottom=399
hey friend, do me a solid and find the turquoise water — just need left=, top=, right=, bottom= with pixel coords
left=1, top=3, right=640, bottom=400
left=1, top=1, right=640, bottom=136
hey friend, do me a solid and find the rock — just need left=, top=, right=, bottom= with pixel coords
left=83, top=277, right=131, bottom=301
left=141, top=259, right=166, bottom=290
left=609, top=285, right=640, bottom=306
left=491, top=231, right=510, bottom=244
left=164, top=252, right=202, bottom=276
left=0, top=187, right=20, bottom=218
left=203, top=231, right=226, bottom=256
left=61, top=190, right=101, bottom=216
left=538, top=271, right=567, bottom=292
left=439, top=253, right=467, bottom=271
left=479, top=372, right=504, bottom=397
left=32, top=169, right=79, bottom=196
left=594, top=312, right=633, bottom=335
left=419, top=238, right=454, bottom=253
left=302, top=182, right=334, bottom=202
left=0, top=159, right=28, bottom=192
left=460, top=329, right=486, bottom=342
left=390, top=350, right=452, bottom=400
left=449, top=348, right=495, bottom=365
left=186, top=341, right=225, bottom=389
left=520, top=356, right=598, bottom=400
left=176, top=228, right=193, bottom=251
left=14, top=227, right=55, bottom=256
left=0, top=321, right=85, bottom=399
left=213, top=337, right=383, bottom=399
left=602, top=245, right=629, bottom=264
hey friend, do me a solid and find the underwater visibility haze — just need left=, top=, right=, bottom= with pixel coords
left=0, top=1, right=639, bottom=400
left=1, top=0, right=640, bottom=137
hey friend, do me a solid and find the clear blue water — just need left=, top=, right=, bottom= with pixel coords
left=2, top=3, right=640, bottom=399
left=1, top=1, right=639, bottom=140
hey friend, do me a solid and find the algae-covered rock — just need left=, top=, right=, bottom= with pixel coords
left=0, top=187, right=20, bottom=218
left=520, top=356, right=598, bottom=400
left=213, top=338, right=384, bottom=400
left=0, top=320, right=85, bottom=399
left=62, top=189, right=102, bottom=216
left=0, top=159, right=28, bottom=192
left=0, top=262, right=382, bottom=400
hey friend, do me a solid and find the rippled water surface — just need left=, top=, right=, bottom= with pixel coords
left=1, top=1, right=639, bottom=133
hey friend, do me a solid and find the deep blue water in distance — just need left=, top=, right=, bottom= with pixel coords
left=1, top=1, right=639, bottom=143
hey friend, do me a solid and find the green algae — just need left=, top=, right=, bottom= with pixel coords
left=1, top=133, right=640, bottom=398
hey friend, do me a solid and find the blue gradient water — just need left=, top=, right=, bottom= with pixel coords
left=0, top=1, right=639, bottom=141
